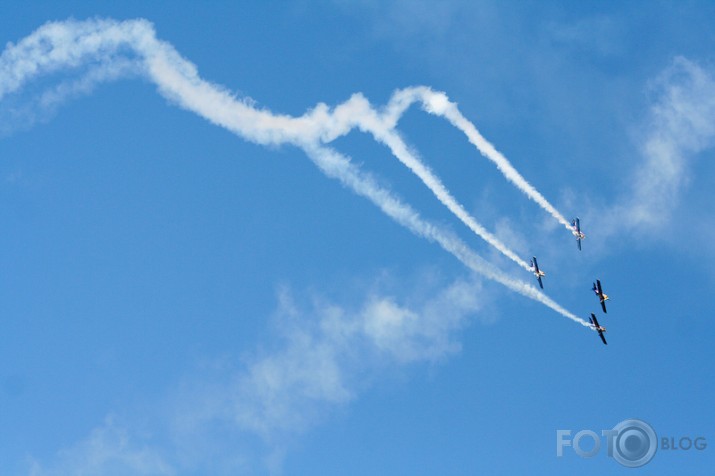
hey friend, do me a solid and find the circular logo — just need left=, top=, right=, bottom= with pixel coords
left=611, top=419, right=657, bottom=467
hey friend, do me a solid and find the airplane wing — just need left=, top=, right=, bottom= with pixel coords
left=531, top=257, right=544, bottom=288
left=578, top=238, right=582, bottom=251
left=590, top=313, right=607, bottom=345
left=596, top=280, right=607, bottom=313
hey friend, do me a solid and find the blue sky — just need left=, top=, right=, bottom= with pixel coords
left=1, top=1, right=714, bottom=474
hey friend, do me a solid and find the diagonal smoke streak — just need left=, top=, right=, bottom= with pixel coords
left=370, top=129, right=534, bottom=272
left=0, top=18, right=589, bottom=327
left=305, top=144, right=589, bottom=327
left=324, top=94, right=533, bottom=271
left=384, top=87, right=574, bottom=231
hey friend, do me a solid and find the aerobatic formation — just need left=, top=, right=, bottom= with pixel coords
left=0, top=18, right=614, bottom=344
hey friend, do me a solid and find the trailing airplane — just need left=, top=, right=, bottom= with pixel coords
left=589, top=313, right=607, bottom=345
left=571, top=217, right=585, bottom=250
left=592, top=279, right=609, bottom=313
left=530, top=257, right=545, bottom=289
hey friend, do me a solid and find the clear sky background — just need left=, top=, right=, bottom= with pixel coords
left=1, top=1, right=714, bottom=475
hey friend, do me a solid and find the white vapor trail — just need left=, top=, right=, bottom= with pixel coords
left=305, top=145, right=589, bottom=327
left=323, top=93, right=533, bottom=271
left=383, top=87, right=575, bottom=231
left=0, top=18, right=589, bottom=327
left=322, top=94, right=531, bottom=271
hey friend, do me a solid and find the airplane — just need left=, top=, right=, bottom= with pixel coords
left=571, top=217, right=585, bottom=250
left=589, top=313, right=607, bottom=345
left=530, top=257, right=545, bottom=289
left=592, top=279, right=609, bottom=313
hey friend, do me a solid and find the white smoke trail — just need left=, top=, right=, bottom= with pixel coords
left=384, top=87, right=575, bottom=231
left=373, top=129, right=534, bottom=272
left=305, top=144, right=590, bottom=327
left=0, top=18, right=589, bottom=327
left=321, top=93, right=533, bottom=271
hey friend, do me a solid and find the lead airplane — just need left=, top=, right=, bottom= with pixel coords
left=592, top=279, right=609, bottom=313
left=589, top=313, right=607, bottom=345
left=571, top=217, right=585, bottom=250
left=530, top=257, right=545, bottom=289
